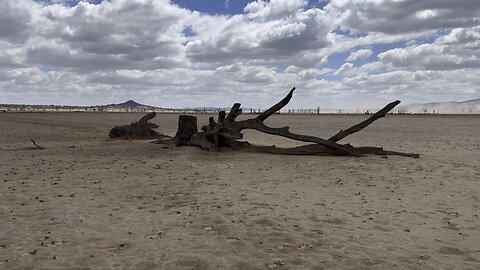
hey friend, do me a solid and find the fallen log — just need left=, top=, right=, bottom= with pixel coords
left=109, top=112, right=162, bottom=140
left=156, top=88, right=419, bottom=158
left=229, top=142, right=419, bottom=158
left=213, top=88, right=363, bottom=156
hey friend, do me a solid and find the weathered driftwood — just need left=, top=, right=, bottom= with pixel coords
left=232, top=142, right=419, bottom=158
left=109, top=112, right=161, bottom=139
left=158, top=115, right=220, bottom=151
left=158, top=88, right=419, bottom=158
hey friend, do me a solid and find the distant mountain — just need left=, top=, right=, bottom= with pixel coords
left=101, top=100, right=157, bottom=109
left=398, top=98, right=480, bottom=114
left=0, top=99, right=164, bottom=112
left=3, top=98, right=480, bottom=114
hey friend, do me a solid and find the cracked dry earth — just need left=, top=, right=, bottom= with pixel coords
left=0, top=112, right=479, bottom=270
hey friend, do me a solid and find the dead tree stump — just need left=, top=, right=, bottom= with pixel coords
left=169, top=115, right=198, bottom=146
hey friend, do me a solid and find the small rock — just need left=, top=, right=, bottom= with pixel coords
left=145, top=232, right=162, bottom=239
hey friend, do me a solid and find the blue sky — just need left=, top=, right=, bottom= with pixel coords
left=2, top=0, right=479, bottom=109
left=173, top=0, right=255, bottom=15
left=172, top=0, right=328, bottom=15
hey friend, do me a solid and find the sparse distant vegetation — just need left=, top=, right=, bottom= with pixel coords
left=2, top=98, right=479, bottom=114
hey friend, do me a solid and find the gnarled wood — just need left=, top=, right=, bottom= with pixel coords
left=201, top=117, right=220, bottom=151
left=138, top=111, right=157, bottom=123
left=109, top=112, right=160, bottom=140
left=234, top=143, right=419, bottom=158
left=221, top=88, right=364, bottom=157
left=189, top=132, right=217, bottom=151
left=237, top=119, right=363, bottom=156
left=168, top=115, right=198, bottom=146
left=157, top=87, right=419, bottom=159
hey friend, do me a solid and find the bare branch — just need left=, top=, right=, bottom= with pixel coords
left=138, top=111, right=156, bottom=124
left=30, top=140, right=44, bottom=150
left=230, top=88, right=364, bottom=157
left=237, top=120, right=364, bottom=156
left=356, top=146, right=420, bottom=158
left=329, top=100, right=401, bottom=142
left=256, top=87, right=295, bottom=122
left=234, top=143, right=419, bottom=158
left=226, top=103, right=242, bottom=121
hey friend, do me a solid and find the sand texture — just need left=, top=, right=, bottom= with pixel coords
left=1, top=112, right=479, bottom=270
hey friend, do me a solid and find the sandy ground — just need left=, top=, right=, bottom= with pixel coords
left=0, top=112, right=479, bottom=270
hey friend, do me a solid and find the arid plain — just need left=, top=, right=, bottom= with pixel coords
left=0, top=112, right=479, bottom=270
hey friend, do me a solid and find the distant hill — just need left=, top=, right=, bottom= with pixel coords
left=0, top=100, right=163, bottom=112
left=398, top=98, right=480, bottom=114
left=100, top=100, right=157, bottom=110
left=2, top=98, right=480, bottom=114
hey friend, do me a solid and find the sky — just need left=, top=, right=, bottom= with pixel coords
left=1, top=0, right=479, bottom=109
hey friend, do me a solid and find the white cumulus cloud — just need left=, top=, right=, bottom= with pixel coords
left=0, top=0, right=479, bottom=109
left=346, top=49, right=373, bottom=62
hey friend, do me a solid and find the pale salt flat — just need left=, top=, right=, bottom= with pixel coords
left=0, top=112, right=479, bottom=269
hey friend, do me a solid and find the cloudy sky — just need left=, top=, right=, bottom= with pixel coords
left=1, top=0, right=479, bottom=109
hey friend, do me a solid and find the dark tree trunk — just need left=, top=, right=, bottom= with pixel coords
left=169, top=115, right=199, bottom=146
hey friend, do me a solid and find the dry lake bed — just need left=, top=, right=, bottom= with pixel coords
left=0, top=112, right=479, bottom=269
